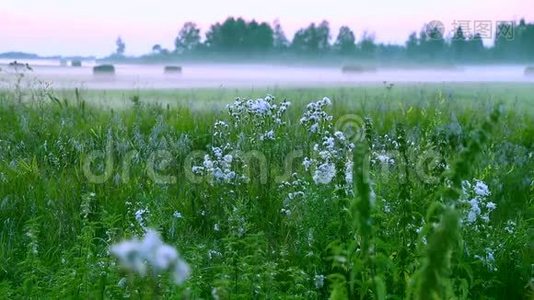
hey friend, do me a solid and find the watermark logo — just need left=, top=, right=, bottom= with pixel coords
left=335, top=114, right=365, bottom=143
left=426, top=19, right=516, bottom=40
left=496, top=21, right=515, bottom=41
left=425, top=20, right=445, bottom=40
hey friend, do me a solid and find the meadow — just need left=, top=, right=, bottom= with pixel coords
left=0, top=83, right=532, bottom=299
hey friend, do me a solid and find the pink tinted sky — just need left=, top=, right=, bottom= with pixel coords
left=1, top=0, right=532, bottom=56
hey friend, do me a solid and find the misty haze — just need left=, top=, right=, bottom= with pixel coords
left=1, top=60, right=533, bottom=89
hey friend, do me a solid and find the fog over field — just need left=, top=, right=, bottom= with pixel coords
left=1, top=59, right=533, bottom=89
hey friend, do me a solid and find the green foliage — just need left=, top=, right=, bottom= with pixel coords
left=205, top=17, right=274, bottom=52
left=137, top=16, right=534, bottom=63
left=409, top=207, right=460, bottom=300
left=0, top=86, right=532, bottom=298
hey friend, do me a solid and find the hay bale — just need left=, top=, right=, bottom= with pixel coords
left=524, top=66, right=534, bottom=76
left=164, top=65, right=182, bottom=74
left=71, top=60, right=82, bottom=67
left=341, top=65, right=376, bottom=73
left=93, top=64, right=115, bottom=75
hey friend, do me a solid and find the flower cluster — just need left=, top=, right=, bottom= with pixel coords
left=300, top=97, right=354, bottom=189
left=300, top=97, right=333, bottom=134
left=461, top=179, right=495, bottom=225
left=227, top=95, right=290, bottom=124
left=474, top=247, right=497, bottom=272
left=278, top=173, right=309, bottom=216
left=193, top=145, right=238, bottom=184
left=373, top=152, right=395, bottom=165
left=304, top=132, right=354, bottom=186
left=299, top=98, right=355, bottom=187
left=194, top=95, right=291, bottom=185
left=110, top=229, right=190, bottom=284
left=135, top=207, right=149, bottom=228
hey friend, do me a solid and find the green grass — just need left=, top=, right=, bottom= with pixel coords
left=51, top=83, right=534, bottom=113
left=0, top=84, right=532, bottom=299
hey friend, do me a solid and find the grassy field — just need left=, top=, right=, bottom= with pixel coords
left=0, top=84, right=533, bottom=299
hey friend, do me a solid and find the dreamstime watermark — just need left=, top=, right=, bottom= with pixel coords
left=82, top=146, right=306, bottom=185
left=78, top=111, right=449, bottom=186
left=80, top=121, right=445, bottom=187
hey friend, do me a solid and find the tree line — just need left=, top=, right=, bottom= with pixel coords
left=113, top=17, right=534, bottom=63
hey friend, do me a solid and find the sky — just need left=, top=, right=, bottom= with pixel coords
left=1, top=0, right=532, bottom=57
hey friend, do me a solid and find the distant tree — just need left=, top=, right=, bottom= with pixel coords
left=522, top=23, right=534, bottom=60
left=316, top=20, right=331, bottom=52
left=222, top=17, right=247, bottom=50
left=334, top=26, right=356, bottom=54
left=291, top=21, right=330, bottom=54
left=419, top=24, right=445, bottom=59
left=291, top=23, right=317, bottom=53
left=515, top=19, right=534, bottom=60
left=205, top=17, right=273, bottom=52
left=493, top=22, right=513, bottom=60
left=451, top=26, right=467, bottom=60
left=246, top=20, right=274, bottom=51
left=465, top=33, right=484, bottom=60
left=419, top=28, right=428, bottom=46
left=273, top=19, right=289, bottom=50
left=377, top=44, right=405, bottom=61
left=359, top=31, right=376, bottom=58
left=152, top=44, right=162, bottom=54
left=205, top=17, right=245, bottom=51
left=175, top=22, right=201, bottom=53
left=116, top=36, right=126, bottom=56
left=406, top=32, right=419, bottom=58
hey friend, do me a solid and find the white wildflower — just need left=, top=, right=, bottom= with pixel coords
left=223, top=154, right=233, bottom=164
left=314, top=274, right=325, bottom=289
left=208, top=249, right=222, bottom=260
left=334, top=131, right=346, bottom=141
left=300, top=97, right=333, bottom=134
left=467, top=199, right=481, bottom=223
left=313, top=162, right=336, bottom=184
left=262, top=130, right=275, bottom=140
left=247, top=98, right=272, bottom=115
left=212, top=147, right=223, bottom=159
left=475, top=247, right=497, bottom=272
left=474, top=180, right=490, bottom=197
left=202, top=157, right=214, bottom=169
left=280, top=208, right=291, bottom=216
left=191, top=166, right=204, bottom=174
left=153, top=245, right=178, bottom=270
left=461, top=179, right=494, bottom=225
left=173, top=260, right=191, bottom=284
left=344, top=160, right=353, bottom=185
left=303, top=157, right=313, bottom=170
left=135, top=208, right=149, bottom=228
left=504, top=220, right=516, bottom=234
left=376, top=153, right=394, bottom=165
left=110, top=229, right=190, bottom=284
left=323, top=136, right=335, bottom=151
left=110, top=239, right=147, bottom=276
